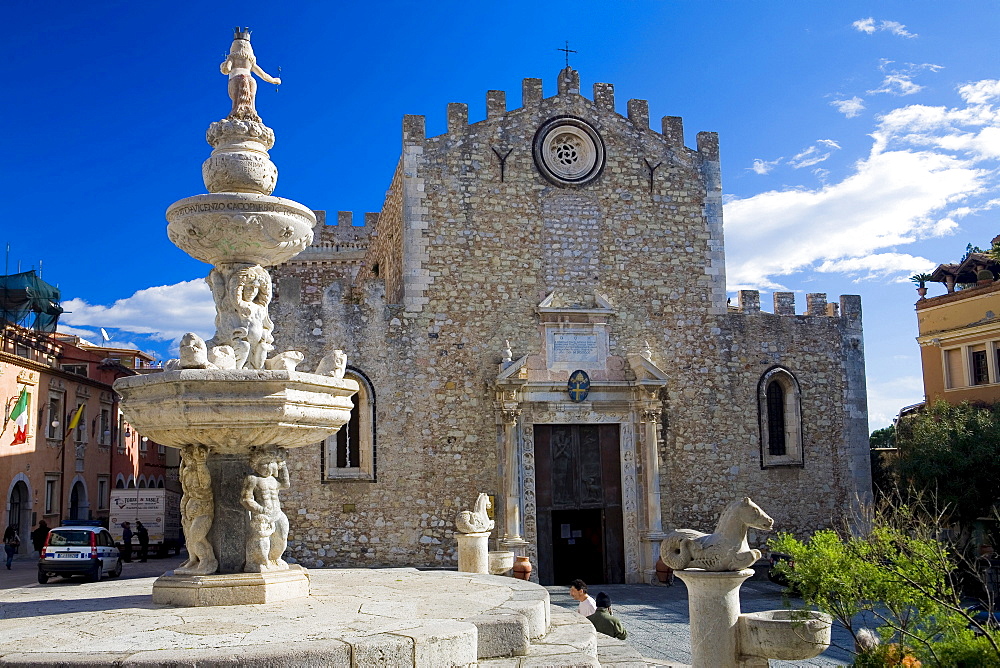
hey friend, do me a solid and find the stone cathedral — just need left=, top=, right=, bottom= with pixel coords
left=270, top=68, right=872, bottom=585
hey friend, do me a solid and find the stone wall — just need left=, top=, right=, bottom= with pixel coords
left=270, top=68, right=872, bottom=574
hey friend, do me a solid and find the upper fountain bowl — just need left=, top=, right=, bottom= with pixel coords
left=114, top=369, right=359, bottom=454
left=167, top=193, right=316, bottom=267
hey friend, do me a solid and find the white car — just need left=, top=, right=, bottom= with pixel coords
left=38, top=522, right=123, bottom=584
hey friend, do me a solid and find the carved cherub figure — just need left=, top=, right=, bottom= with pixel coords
left=241, top=446, right=290, bottom=572
left=456, top=493, right=495, bottom=534
left=221, top=28, right=281, bottom=123
left=175, top=445, right=218, bottom=575
left=316, top=349, right=347, bottom=378
left=178, top=332, right=211, bottom=369
left=207, top=264, right=274, bottom=369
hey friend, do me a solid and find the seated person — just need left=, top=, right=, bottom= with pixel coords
left=587, top=592, right=628, bottom=640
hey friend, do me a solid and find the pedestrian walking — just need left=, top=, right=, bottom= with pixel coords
left=121, top=521, right=133, bottom=562
left=3, top=525, right=20, bottom=569
left=136, top=521, right=149, bottom=562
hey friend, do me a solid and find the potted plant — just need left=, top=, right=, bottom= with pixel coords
left=910, top=273, right=934, bottom=299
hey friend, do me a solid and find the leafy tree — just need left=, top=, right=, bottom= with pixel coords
left=770, top=495, right=1000, bottom=666
left=894, top=401, right=1000, bottom=543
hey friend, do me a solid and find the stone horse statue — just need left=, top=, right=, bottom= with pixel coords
left=660, top=497, right=774, bottom=571
left=456, top=493, right=495, bottom=534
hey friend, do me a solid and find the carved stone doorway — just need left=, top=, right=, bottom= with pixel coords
left=534, top=424, right=624, bottom=585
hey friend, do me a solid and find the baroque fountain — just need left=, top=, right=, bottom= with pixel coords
left=114, top=27, right=359, bottom=606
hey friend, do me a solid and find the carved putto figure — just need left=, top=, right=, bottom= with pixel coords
left=456, top=493, right=495, bottom=534
left=221, top=28, right=281, bottom=123
left=175, top=445, right=218, bottom=575
left=659, top=497, right=774, bottom=572
left=241, top=446, right=290, bottom=572
left=207, top=263, right=275, bottom=369
left=316, top=349, right=348, bottom=378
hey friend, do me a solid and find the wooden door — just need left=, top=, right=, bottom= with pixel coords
left=535, top=424, right=624, bottom=585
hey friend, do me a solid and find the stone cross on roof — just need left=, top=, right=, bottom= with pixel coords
left=557, top=41, right=577, bottom=68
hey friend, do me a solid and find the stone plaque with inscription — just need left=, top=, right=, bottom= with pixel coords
left=552, top=333, right=599, bottom=363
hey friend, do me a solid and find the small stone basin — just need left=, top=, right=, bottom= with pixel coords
left=738, top=609, right=832, bottom=661
left=114, top=369, right=358, bottom=453
left=489, top=550, right=514, bottom=575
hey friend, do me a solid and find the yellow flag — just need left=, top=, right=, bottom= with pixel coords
left=67, top=404, right=84, bottom=431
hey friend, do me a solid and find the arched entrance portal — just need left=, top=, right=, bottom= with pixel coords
left=69, top=482, right=88, bottom=520
left=7, top=481, right=31, bottom=554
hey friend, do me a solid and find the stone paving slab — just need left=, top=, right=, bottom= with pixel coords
left=0, top=566, right=571, bottom=666
left=546, top=568, right=854, bottom=667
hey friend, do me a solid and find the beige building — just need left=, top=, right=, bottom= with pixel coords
left=919, top=248, right=1000, bottom=404
left=271, top=68, right=872, bottom=584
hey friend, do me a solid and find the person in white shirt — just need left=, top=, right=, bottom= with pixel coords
left=569, top=578, right=597, bottom=616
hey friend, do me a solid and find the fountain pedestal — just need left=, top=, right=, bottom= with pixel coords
left=152, top=565, right=311, bottom=606
left=674, top=569, right=754, bottom=668
left=674, top=568, right=832, bottom=667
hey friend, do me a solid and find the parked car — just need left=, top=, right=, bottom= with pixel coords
left=37, top=521, right=122, bottom=584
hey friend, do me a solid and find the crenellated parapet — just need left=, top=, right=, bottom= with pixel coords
left=396, top=68, right=716, bottom=158
left=733, top=290, right=862, bottom=323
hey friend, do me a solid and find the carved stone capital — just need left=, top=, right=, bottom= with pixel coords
left=642, top=409, right=661, bottom=424
left=501, top=409, right=522, bottom=425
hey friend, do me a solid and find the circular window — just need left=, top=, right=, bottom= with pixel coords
left=533, top=117, right=605, bottom=186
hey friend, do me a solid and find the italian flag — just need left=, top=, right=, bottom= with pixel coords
left=9, top=388, right=27, bottom=445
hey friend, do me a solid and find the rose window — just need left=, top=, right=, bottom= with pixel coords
left=533, top=118, right=605, bottom=186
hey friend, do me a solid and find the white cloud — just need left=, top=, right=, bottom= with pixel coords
left=750, top=158, right=781, bottom=175
left=852, top=17, right=917, bottom=39
left=61, top=279, right=215, bottom=345
left=852, top=18, right=877, bottom=34
left=959, top=79, right=1000, bottom=105
left=788, top=140, right=841, bottom=169
left=868, top=61, right=943, bottom=97
left=814, top=253, right=935, bottom=277
left=725, top=79, right=1000, bottom=290
left=831, top=96, right=866, bottom=118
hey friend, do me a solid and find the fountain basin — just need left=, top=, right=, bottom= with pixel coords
left=114, top=369, right=358, bottom=453
left=738, top=609, right=832, bottom=660
left=166, top=192, right=316, bottom=266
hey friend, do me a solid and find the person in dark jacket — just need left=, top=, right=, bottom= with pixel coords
left=30, top=520, right=49, bottom=554
left=3, top=525, right=19, bottom=569
left=587, top=592, right=628, bottom=640
left=136, top=521, right=149, bottom=562
left=121, top=522, right=133, bottom=562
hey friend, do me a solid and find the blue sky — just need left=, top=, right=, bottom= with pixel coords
left=5, top=2, right=1000, bottom=428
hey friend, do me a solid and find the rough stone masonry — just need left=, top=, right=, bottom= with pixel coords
left=270, top=67, right=872, bottom=584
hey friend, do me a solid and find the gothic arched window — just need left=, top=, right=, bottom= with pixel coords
left=322, top=369, right=376, bottom=481
left=758, top=367, right=803, bottom=467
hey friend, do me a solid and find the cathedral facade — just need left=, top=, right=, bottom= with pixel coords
left=270, top=68, right=872, bottom=585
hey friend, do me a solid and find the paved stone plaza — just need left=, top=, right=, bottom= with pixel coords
left=546, top=569, right=854, bottom=667
left=1, top=553, right=854, bottom=666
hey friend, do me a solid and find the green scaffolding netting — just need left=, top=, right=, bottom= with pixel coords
left=0, top=270, right=63, bottom=332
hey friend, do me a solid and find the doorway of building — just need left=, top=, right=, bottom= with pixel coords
left=69, top=482, right=87, bottom=520
left=534, top=423, right=624, bottom=585
left=7, top=481, right=30, bottom=553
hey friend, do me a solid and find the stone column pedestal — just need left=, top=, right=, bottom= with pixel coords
left=456, top=532, right=491, bottom=573
left=207, top=452, right=253, bottom=573
left=673, top=568, right=753, bottom=668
